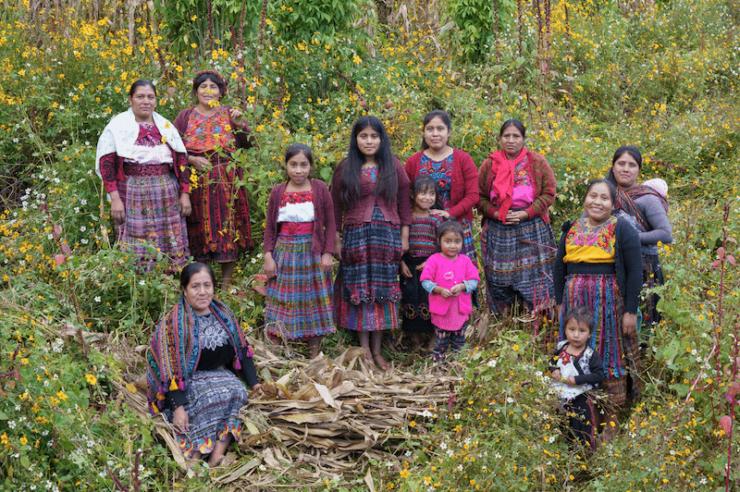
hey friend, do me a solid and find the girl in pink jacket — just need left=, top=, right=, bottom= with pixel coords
left=420, top=221, right=480, bottom=361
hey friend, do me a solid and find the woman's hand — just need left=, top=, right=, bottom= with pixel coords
left=504, top=210, right=528, bottom=225
left=251, top=383, right=263, bottom=394
left=400, top=261, right=412, bottom=278
left=430, top=209, right=450, bottom=219
left=562, top=376, right=576, bottom=386
left=416, top=261, right=426, bottom=271
left=263, top=254, right=277, bottom=278
left=110, top=194, right=125, bottom=224
left=190, top=156, right=211, bottom=172
left=320, top=253, right=334, bottom=272
left=622, top=312, right=637, bottom=338
left=229, top=107, right=245, bottom=123
left=173, top=406, right=189, bottom=433
left=179, top=193, right=192, bottom=217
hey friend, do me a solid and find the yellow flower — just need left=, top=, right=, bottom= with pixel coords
left=512, top=344, right=520, bottom=352
left=56, top=390, right=68, bottom=401
left=399, top=469, right=410, bottom=479
left=85, top=373, right=97, bottom=385
left=190, top=14, right=197, bottom=21
left=19, top=435, right=28, bottom=446
left=409, top=420, right=416, bottom=428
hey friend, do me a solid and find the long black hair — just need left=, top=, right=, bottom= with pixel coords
left=339, top=116, right=397, bottom=208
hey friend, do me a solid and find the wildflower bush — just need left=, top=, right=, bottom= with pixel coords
left=0, top=0, right=737, bottom=490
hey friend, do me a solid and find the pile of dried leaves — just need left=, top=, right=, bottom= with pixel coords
left=120, top=340, right=461, bottom=489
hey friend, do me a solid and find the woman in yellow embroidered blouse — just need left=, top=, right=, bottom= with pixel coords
left=553, top=179, right=642, bottom=442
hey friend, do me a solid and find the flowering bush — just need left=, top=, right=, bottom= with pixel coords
left=0, top=0, right=737, bottom=490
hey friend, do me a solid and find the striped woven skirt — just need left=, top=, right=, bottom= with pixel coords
left=335, top=207, right=401, bottom=332
left=265, top=233, right=336, bottom=340
left=482, top=216, right=555, bottom=313
left=460, top=218, right=477, bottom=262
left=118, top=173, right=189, bottom=269
left=559, top=273, right=641, bottom=408
left=166, top=368, right=247, bottom=458
left=187, top=155, right=251, bottom=263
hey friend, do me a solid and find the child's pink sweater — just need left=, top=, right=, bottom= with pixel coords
left=420, top=253, right=480, bottom=331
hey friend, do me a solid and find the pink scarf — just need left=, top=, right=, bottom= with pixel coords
left=488, top=147, right=527, bottom=221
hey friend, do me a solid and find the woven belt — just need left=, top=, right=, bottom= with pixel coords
left=123, top=163, right=171, bottom=176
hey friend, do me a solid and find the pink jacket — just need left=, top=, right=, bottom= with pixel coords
left=420, top=253, right=480, bottom=330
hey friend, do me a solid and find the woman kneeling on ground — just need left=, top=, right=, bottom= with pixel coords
left=146, top=262, right=261, bottom=466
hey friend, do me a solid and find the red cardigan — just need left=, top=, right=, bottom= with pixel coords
left=263, top=179, right=336, bottom=256
left=405, top=149, right=479, bottom=222
left=331, top=158, right=412, bottom=229
left=478, top=150, right=556, bottom=224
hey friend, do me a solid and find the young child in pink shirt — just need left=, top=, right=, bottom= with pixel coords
left=420, top=221, right=480, bottom=361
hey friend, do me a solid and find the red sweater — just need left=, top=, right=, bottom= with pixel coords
left=331, top=159, right=412, bottom=229
left=478, top=150, right=556, bottom=224
left=405, top=149, right=479, bottom=222
left=263, top=179, right=336, bottom=256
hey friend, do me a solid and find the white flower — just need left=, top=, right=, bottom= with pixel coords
left=94, top=296, right=101, bottom=303
left=440, top=442, right=447, bottom=450
left=454, top=413, right=461, bottom=420
left=506, top=397, right=514, bottom=404
left=138, top=280, right=145, bottom=286
left=486, top=359, right=497, bottom=368
left=80, top=226, right=86, bottom=232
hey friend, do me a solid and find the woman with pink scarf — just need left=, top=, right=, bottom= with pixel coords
left=478, top=119, right=557, bottom=315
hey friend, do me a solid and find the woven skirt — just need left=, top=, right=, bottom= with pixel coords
left=460, top=218, right=477, bottom=262
left=187, top=156, right=251, bottom=263
left=335, top=207, right=401, bottom=332
left=400, top=254, right=434, bottom=333
left=118, top=173, right=189, bottom=269
left=482, top=216, right=555, bottom=312
left=559, top=273, right=641, bottom=408
left=265, top=233, right=335, bottom=340
left=167, top=368, right=247, bottom=458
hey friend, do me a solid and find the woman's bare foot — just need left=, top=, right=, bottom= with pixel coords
left=308, top=337, right=321, bottom=359
left=373, top=353, right=390, bottom=371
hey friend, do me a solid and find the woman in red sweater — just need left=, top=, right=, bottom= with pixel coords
left=405, top=110, right=479, bottom=262
left=478, top=119, right=557, bottom=316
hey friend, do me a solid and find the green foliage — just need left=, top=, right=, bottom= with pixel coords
left=446, top=0, right=515, bottom=63
left=0, top=0, right=737, bottom=489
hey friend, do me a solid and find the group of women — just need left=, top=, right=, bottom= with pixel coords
left=96, top=72, right=250, bottom=287
left=97, top=76, right=672, bottom=464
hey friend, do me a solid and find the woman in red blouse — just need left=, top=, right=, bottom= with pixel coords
left=174, top=71, right=252, bottom=289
